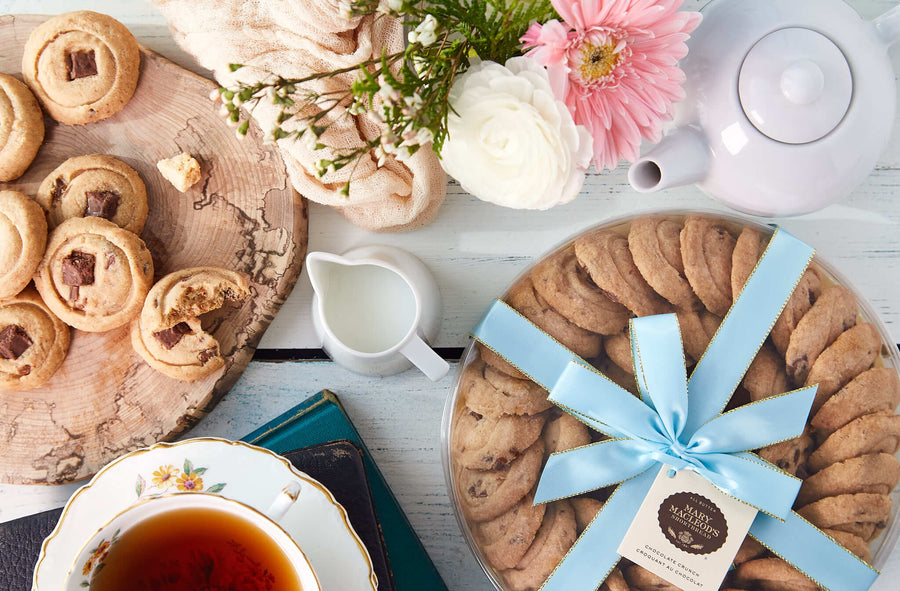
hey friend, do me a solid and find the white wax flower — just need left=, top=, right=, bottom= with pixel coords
left=440, top=57, right=593, bottom=210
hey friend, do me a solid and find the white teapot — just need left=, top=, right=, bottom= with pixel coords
left=628, top=0, right=900, bottom=217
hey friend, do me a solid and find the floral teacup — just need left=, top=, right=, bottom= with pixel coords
left=66, top=490, right=319, bottom=591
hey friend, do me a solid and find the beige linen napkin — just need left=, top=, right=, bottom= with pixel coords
left=152, top=0, right=446, bottom=232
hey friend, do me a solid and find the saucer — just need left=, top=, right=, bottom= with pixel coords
left=34, top=438, right=377, bottom=591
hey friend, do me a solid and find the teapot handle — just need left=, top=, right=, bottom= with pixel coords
left=874, top=5, right=900, bottom=48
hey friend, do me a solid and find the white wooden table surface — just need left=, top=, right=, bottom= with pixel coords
left=1, top=1, right=899, bottom=590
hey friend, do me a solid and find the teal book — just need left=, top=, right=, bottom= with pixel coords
left=242, top=390, right=449, bottom=591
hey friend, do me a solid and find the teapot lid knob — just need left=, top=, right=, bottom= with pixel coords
left=739, top=28, right=852, bottom=145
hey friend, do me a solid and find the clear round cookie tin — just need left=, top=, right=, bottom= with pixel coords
left=441, top=210, right=900, bottom=591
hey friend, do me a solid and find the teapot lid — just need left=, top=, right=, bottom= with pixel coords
left=738, top=28, right=852, bottom=144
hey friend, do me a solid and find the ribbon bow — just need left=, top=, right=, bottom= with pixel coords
left=473, top=228, right=879, bottom=591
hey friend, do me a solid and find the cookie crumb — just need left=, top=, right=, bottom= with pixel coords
left=156, top=152, right=201, bottom=192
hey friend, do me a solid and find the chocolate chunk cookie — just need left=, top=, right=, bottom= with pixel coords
left=22, top=11, right=140, bottom=125
left=0, top=190, right=48, bottom=299
left=507, top=277, right=602, bottom=360
left=502, top=501, right=577, bottom=591
left=543, top=413, right=591, bottom=457
left=463, top=357, right=551, bottom=418
left=797, top=493, right=892, bottom=535
left=804, top=323, right=881, bottom=413
left=456, top=439, right=545, bottom=523
left=681, top=216, right=736, bottom=316
left=532, top=249, right=631, bottom=335
left=131, top=267, right=250, bottom=381
left=731, top=227, right=765, bottom=299
left=33, top=216, right=153, bottom=331
left=574, top=229, right=669, bottom=317
left=771, top=268, right=822, bottom=356
left=35, top=154, right=148, bottom=234
left=811, top=368, right=900, bottom=436
left=0, top=73, right=44, bottom=181
left=628, top=217, right=698, bottom=310
left=785, top=285, right=858, bottom=383
left=0, top=287, right=70, bottom=390
left=453, top=407, right=546, bottom=471
left=475, top=492, right=547, bottom=571
left=742, top=343, right=790, bottom=402
left=809, top=411, right=900, bottom=473
left=733, top=558, right=818, bottom=591
left=796, top=453, right=900, bottom=507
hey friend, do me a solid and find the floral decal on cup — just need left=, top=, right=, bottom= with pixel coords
left=78, top=529, right=119, bottom=587
left=135, top=458, right=226, bottom=498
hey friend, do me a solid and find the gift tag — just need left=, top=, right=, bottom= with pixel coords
left=618, top=466, right=757, bottom=591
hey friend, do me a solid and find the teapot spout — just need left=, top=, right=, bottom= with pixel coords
left=628, top=128, right=711, bottom=193
left=874, top=5, right=900, bottom=48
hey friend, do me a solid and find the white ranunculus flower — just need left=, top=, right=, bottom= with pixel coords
left=440, top=57, right=593, bottom=210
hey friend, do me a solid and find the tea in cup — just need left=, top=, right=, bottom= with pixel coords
left=66, top=490, right=319, bottom=591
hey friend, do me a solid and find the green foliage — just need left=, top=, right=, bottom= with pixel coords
left=220, top=0, right=556, bottom=194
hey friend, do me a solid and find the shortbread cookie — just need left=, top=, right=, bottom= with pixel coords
left=804, top=323, right=881, bottom=413
left=596, top=356, right=637, bottom=396
left=759, top=430, right=815, bottom=478
left=574, top=229, right=669, bottom=317
left=543, top=413, right=590, bottom=457
left=502, top=501, right=577, bottom=591
left=731, top=228, right=764, bottom=299
left=457, top=439, right=545, bottom=523
left=157, top=152, right=201, bottom=192
left=571, top=497, right=603, bottom=533
left=681, top=216, right=736, bottom=316
left=463, top=358, right=551, bottom=418
left=811, top=368, right=900, bottom=435
left=604, top=331, right=634, bottom=375
left=532, top=249, right=630, bottom=335
left=0, top=74, right=44, bottom=181
left=624, top=565, right=680, bottom=591
left=0, top=287, right=70, bottom=390
left=785, top=285, right=858, bottom=383
left=676, top=308, right=720, bottom=363
left=35, top=154, right=148, bottom=234
left=733, top=537, right=767, bottom=566
left=453, top=407, right=546, bottom=471
left=131, top=267, right=250, bottom=381
left=808, top=411, right=900, bottom=473
left=771, top=268, right=822, bottom=356
left=733, top=558, right=817, bottom=591
left=479, top=343, right=528, bottom=380
left=475, top=492, right=547, bottom=570
left=742, top=344, right=790, bottom=402
left=601, top=568, right=628, bottom=591
left=0, top=190, right=48, bottom=299
left=797, top=493, right=892, bottom=533
left=628, top=217, right=698, bottom=310
left=796, top=453, right=900, bottom=507
left=33, top=217, right=153, bottom=332
left=821, top=528, right=871, bottom=563
left=507, top=277, right=602, bottom=360
left=22, top=11, right=140, bottom=125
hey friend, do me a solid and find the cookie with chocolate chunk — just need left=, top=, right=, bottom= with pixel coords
left=0, top=73, right=44, bottom=181
left=456, top=439, right=545, bottom=523
left=22, top=11, right=140, bottom=125
left=681, top=215, right=736, bottom=316
left=131, top=267, right=249, bottom=381
left=33, top=216, right=153, bottom=332
left=453, top=407, right=546, bottom=471
left=474, top=492, right=547, bottom=570
left=35, top=154, right=148, bottom=234
left=501, top=500, right=577, bottom=591
left=0, top=190, right=48, bottom=299
left=0, top=287, right=70, bottom=390
left=628, top=217, right=698, bottom=310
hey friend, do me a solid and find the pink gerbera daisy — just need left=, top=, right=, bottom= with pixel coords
left=522, top=0, right=701, bottom=171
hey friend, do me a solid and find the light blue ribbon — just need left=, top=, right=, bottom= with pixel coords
left=472, top=228, right=879, bottom=591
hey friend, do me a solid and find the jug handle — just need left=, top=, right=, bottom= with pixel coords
left=400, top=334, right=449, bottom=381
left=874, top=5, right=900, bottom=48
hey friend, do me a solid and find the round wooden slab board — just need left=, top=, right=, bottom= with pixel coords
left=0, top=15, right=309, bottom=484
